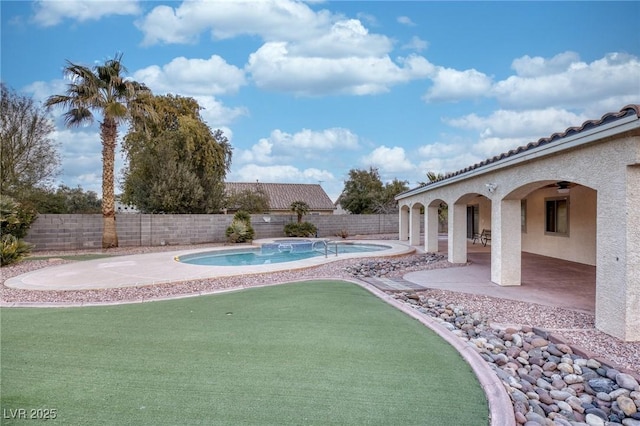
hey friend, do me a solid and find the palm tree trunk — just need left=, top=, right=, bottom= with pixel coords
left=101, top=119, right=119, bottom=248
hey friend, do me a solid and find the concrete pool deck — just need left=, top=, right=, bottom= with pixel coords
left=4, top=239, right=414, bottom=291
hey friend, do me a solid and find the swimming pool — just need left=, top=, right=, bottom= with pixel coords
left=178, top=240, right=390, bottom=266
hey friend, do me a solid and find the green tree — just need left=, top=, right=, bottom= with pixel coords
left=290, top=200, right=310, bottom=223
left=373, top=178, right=409, bottom=214
left=418, top=171, right=445, bottom=186
left=20, top=185, right=101, bottom=214
left=338, top=167, right=384, bottom=214
left=45, top=53, right=154, bottom=248
left=225, top=187, right=270, bottom=214
left=1, top=84, right=59, bottom=197
left=122, top=94, right=232, bottom=213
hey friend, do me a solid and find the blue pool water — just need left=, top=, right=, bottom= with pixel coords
left=178, top=240, right=389, bottom=266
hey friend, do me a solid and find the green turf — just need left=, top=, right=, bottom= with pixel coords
left=1, top=280, right=488, bottom=425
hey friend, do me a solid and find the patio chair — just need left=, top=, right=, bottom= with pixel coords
left=472, top=229, right=491, bottom=246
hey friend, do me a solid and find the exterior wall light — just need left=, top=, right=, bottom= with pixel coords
left=557, top=181, right=571, bottom=194
left=485, top=183, right=497, bottom=193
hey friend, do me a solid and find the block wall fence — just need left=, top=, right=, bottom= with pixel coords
left=24, top=213, right=411, bottom=251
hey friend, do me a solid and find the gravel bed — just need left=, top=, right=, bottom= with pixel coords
left=2, top=238, right=638, bottom=375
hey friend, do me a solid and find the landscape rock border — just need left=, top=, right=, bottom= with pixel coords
left=389, top=291, right=640, bottom=426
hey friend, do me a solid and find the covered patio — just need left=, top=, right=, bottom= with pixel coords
left=403, top=236, right=595, bottom=314
left=396, top=105, right=639, bottom=341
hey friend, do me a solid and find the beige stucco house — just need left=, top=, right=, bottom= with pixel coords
left=396, top=105, right=640, bottom=342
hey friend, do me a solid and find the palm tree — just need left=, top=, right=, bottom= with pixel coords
left=45, top=53, right=153, bottom=248
left=290, top=201, right=310, bottom=223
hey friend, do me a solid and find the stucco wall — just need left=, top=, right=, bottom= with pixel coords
left=24, top=213, right=400, bottom=251
left=522, top=185, right=597, bottom=265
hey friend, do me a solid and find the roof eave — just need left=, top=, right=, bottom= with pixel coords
left=396, top=114, right=640, bottom=201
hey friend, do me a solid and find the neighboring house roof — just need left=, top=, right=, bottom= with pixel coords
left=398, top=104, right=640, bottom=198
left=225, top=182, right=335, bottom=211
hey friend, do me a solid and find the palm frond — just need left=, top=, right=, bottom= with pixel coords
left=63, top=107, right=94, bottom=127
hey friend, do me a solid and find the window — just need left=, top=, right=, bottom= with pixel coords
left=521, top=200, right=527, bottom=233
left=545, top=197, right=569, bottom=236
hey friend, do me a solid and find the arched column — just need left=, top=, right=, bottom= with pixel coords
left=409, top=203, right=422, bottom=246
left=448, top=202, right=467, bottom=263
left=491, top=198, right=522, bottom=286
left=399, top=205, right=409, bottom=241
left=425, top=204, right=439, bottom=252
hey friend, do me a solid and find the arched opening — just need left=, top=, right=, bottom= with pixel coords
left=501, top=180, right=597, bottom=312
left=425, top=199, right=447, bottom=253
left=409, top=202, right=425, bottom=246
left=399, top=204, right=410, bottom=241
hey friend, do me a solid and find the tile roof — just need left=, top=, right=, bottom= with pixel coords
left=417, top=104, right=640, bottom=189
left=225, top=182, right=335, bottom=211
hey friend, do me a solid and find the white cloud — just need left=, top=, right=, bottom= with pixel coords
left=418, top=142, right=465, bottom=158
left=402, top=36, right=428, bottom=52
left=416, top=140, right=482, bottom=177
left=237, top=127, right=360, bottom=165
left=137, top=0, right=332, bottom=45
left=270, top=128, right=360, bottom=150
left=33, top=0, right=141, bottom=27
left=288, top=19, right=392, bottom=58
left=138, top=1, right=432, bottom=96
left=397, top=16, right=416, bottom=26
left=493, top=52, right=640, bottom=109
left=361, top=146, right=415, bottom=174
left=423, top=67, right=493, bottom=102
left=247, top=43, right=433, bottom=95
left=237, top=139, right=274, bottom=164
left=417, top=152, right=483, bottom=178
left=511, top=51, right=581, bottom=77
left=445, top=108, right=587, bottom=140
left=48, top=128, right=109, bottom=194
left=132, top=55, right=246, bottom=96
left=231, top=164, right=334, bottom=183
left=22, top=80, right=67, bottom=104
left=192, top=96, right=248, bottom=128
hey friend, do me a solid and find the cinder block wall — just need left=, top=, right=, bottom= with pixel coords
left=25, top=214, right=405, bottom=251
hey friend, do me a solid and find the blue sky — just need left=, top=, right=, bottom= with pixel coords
left=2, top=1, right=639, bottom=201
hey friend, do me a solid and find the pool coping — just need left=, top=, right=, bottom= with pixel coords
left=4, top=239, right=413, bottom=291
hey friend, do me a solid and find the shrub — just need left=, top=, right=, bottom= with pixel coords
left=284, top=222, right=317, bottom=237
left=1, top=234, right=32, bottom=266
left=225, top=211, right=255, bottom=243
left=1, top=195, right=37, bottom=239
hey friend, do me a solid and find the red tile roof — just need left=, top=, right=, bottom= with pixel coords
left=423, top=104, right=640, bottom=187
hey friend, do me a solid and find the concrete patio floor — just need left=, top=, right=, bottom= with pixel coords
left=403, top=236, right=596, bottom=314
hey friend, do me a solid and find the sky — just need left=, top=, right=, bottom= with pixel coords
left=2, top=1, right=639, bottom=202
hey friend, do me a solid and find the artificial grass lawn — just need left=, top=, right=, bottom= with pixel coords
left=1, top=280, right=488, bottom=425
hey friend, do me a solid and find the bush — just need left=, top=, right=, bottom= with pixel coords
left=225, top=211, right=255, bottom=243
left=1, top=195, right=37, bottom=239
left=1, top=234, right=32, bottom=266
left=284, top=222, right=317, bottom=237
